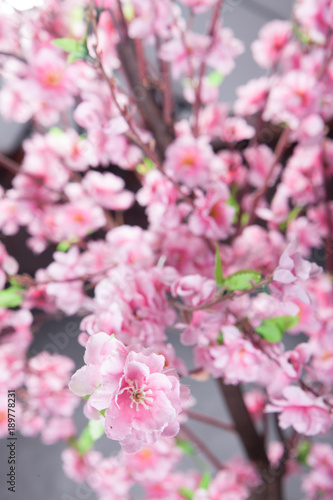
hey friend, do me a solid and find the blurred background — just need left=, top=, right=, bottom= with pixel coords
left=0, top=1, right=298, bottom=500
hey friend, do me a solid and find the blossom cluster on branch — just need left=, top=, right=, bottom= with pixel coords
left=0, top=0, right=333, bottom=499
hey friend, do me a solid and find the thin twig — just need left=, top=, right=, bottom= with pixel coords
left=170, top=277, right=272, bottom=312
left=180, top=423, right=225, bottom=470
left=193, top=0, right=224, bottom=137
left=187, top=410, right=236, bottom=432
left=246, top=126, right=290, bottom=228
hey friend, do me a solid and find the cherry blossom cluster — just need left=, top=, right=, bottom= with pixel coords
left=0, top=0, right=333, bottom=499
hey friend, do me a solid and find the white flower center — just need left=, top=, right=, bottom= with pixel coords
left=124, top=379, right=153, bottom=411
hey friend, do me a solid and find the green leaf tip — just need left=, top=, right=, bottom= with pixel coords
left=222, top=269, right=261, bottom=291
left=255, top=315, right=300, bottom=343
left=0, top=286, right=23, bottom=309
left=214, top=244, right=224, bottom=286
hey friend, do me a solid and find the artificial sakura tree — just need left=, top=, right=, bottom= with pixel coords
left=0, top=0, right=333, bottom=499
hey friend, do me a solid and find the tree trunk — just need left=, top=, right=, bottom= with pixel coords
left=218, top=379, right=284, bottom=500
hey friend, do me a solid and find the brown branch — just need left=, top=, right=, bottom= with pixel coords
left=322, top=143, right=333, bottom=276
left=0, top=152, right=21, bottom=176
left=170, top=277, right=272, bottom=312
left=187, top=410, right=236, bottom=432
left=111, top=4, right=174, bottom=161
left=193, top=0, right=224, bottom=137
left=116, top=39, right=174, bottom=161
left=246, top=126, right=290, bottom=228
left=217, top=380, right=284, bottom=500
left=180, top=423, right=225, bottom=470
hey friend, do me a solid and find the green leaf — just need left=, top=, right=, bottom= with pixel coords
left=292, top=23, right=310, bottom=44
left=99, top=408, right=107, bottom=417
left=49, top=126, right=64, bottom=136
left=88, top=420, right=105, bottom=440
left=67, top=50, right=91, bottom=64
left=199, top=472, right=211, bottom=490
left=176, top=438, right=195, bottom=455
left=136, top=157, right=155, bottom=175
left=227, top=195, right=240, bottom=223
left=56, top=241, right=71, bottom=252
left=223, top=270, right=261, bottom=291
left=122, top=2, right=135, bottom=22
left=255, top=315, right=300, bottom=343
left=279, top=205, right=304, bottom=231
left=9, top=278, right=20, bottom=287
left=297, top=441, right=311, bottom=465
left=53, top=37, right=90, bottom=64
left=75, top=426, right=94, bottom=455
left=53, top=38, right=83, bottom=52
left=75, top=420, right=104, bottom=455
left=0, top=286, right=23, bottom=309
left=241, top=212, right=250, bottom=226
left=217, top=331, right=224, bottom=345
left=70, top=6, right=85, bottom=23
left=207, top=71, right=224, bottom=86
left=178, top=488, right=194, bottom=500
left=214, top=244, right=224, bottom=286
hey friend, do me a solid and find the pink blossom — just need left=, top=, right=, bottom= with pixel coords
left=159, top=225, right=215, bottom=277
left=21, top=132, right=70, bottom=191
left=310, top=334, right=333, bottom=383
left=82, top=171, right=134, bottom=210
left=294, top=0, right=333, bottom=44
left=244, top=390, right=266, bottom=422
left=252, top=20, right=292, bottom=69
left=171, top=274, right=216, bottom=307
left=263, top=71, right=320, bottom=129
left=0, top=242, right=18, bottom=290
left=86, top=266, right=175, bottom=346
left=221, top=117, right=255, bottom=142
left=55, top=201, right=106, bottom=240
left=206, top=26, right=244, bottom=75
left=41, top=416, right=76, bottom=444
left=183, top=76, right=219, bottom=105
left=123, top=437, right=182, bottom=484
left=0, top=342, right=26, bottom=389
left=62, top=447, right=103, bottom=483
left=302, top=444, right=333, bottom=499
left=198, top=103, right=229, bottom=138
left=87, top=455, right=132, bottom=499
left=234, top=77, right=270, bottom=116
left=290, top=114, right=325, bottom=144
left=19, top=409, right=44, bottom=438
left=188, top=184, right=235, bottom=239
left=273, top=238, right=321, bottom=285
left=48, top=128, right=97, bottom=172
left=159, top=32, right=210, bottom=78
left=106, top=225, right=156, bottom=268
left=303, top=469, right=333, bottom=500
left=244, top=145, right=281, bottom=189
left=220, top=225, right=285, bottom=276
left=26, top=352, right=79, bottom=417
left=209, top=470, right=249, bottom=500
left=69, top=333, right=188, bottom=453
left=256, top=184, right=291, bottom=226
left=266, top=386, right=332, bottom=435
left=90, top=10, right=120, bottom=71
left=195, top=326, right=267, bottom=383
left=179, top=0, right=218, bottom=13
left=164, top=136, right=216, bottom=189
left=215, top=151, right=247, bottom=187
left=283, top=144, right=324, bottom=205
left=286, top=217, right=322, bottom=257
left=127, top=0, right=175, bottom=40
